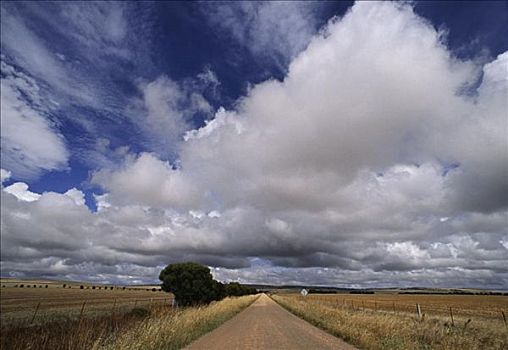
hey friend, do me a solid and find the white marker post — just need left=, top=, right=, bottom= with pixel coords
left=300, top=288, right=308, bottom=297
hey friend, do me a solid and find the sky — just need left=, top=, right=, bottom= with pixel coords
left=1, top=1, right=507, bottom=288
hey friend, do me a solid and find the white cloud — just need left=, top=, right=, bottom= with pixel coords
left=64, top=188, right=86, bottom=206
left=128, top=74, right=213, bottom=157
left=3, top=182, right=41, bottom=202
left=0, top=6, right=100, bottom=108
left=0, top=62, right=69, bottom=179
left=201, top=2, right=324, bottom=68
left=1, top=2, right=507, bottom=288
left=0, top=169, right=11, bottom=184
left=92, top=152, right=199, bottom=209
left=0, top=2, right=157, bottom=172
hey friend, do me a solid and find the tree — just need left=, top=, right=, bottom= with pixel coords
left=159, top=262, right=223, bottom=306
left=225, top=282, right=257, bottom=297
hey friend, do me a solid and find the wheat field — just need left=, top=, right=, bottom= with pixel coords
left=272, top=293, right=508, bottom=350
left=1, top=293, right=258, bottom=350
left=0, top=282, right=169, bottom=326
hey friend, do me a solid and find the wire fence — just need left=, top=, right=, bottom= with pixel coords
left=296, top=295, right=508, bottom=328
left=1, top=296, right=174, bottom=326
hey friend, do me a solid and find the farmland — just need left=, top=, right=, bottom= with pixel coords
left=2, top=279, right=508, bottom=350
left=0, top=278, right=258, bottom=350
left=294, top=292, right=508, bottom=321
left=0, top=279, right=169, bottom=326
left=1, top=292, right=258, bottom=350
left=273, top=293, right=508, bottom=350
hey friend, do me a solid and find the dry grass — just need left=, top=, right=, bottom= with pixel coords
left=1, top=294, right=258, bottom=350
left=272, top=294, right=508, bottom=350
left=299, top=293, right=508, bottom=320
left=1, top=307, right=149, bottom=350
left=1, top=284, right=169, bottom=326
left=99, top=294, right=259, bottom=350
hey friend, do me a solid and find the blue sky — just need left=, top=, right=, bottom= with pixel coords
left=2, top=1, right=506, bottom=202
left=1, top=1, right=507, bottom=287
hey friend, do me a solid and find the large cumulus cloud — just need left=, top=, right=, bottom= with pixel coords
left=1, top=2, right=507, bottom=287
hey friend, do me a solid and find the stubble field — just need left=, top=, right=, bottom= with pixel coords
left=273, top=293, right=508, bottom=350
left=0, top=279, right=170, bottom=326
left=298, top=293, right=508, bottom=320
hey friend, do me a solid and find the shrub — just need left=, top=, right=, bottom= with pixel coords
left=45, top=285, right=48, bottom=288
left=92, top=286, right=96, bottom=290
left=159, top=262, right=225, bottom=306
left=19, top=284, right=24, bottom=288
left=80, top=285, right=84, bottom=289
left=225, top=282, right=257, bottom=297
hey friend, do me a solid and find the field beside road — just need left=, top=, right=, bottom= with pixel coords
left=298, top=293, right=508, bottom=320
left=0, top=280, right=169, bottom=326
left=273, top=293, right=508, bottom=350
left=1, top=293, right=257, bottom=350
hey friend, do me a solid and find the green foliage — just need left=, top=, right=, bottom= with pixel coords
left=159, top=262, right=222, bottom=306
left=224, top=282, right=257, bottom=297
left=159, top=262, right=256, bottom=306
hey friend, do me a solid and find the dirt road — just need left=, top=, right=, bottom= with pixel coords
left=185, top=294, right=357, bottom=350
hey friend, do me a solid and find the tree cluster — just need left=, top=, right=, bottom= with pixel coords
left=159, top=262, right=257, bottom=306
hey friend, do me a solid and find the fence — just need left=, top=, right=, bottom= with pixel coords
left=1, top=296, right=173, bottom=326
left=296, top=294, right=508, bottom=328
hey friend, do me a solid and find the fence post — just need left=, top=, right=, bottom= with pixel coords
left=150, top=298, right=153, bottom=311
left=78, top=301, right=86, bottom=327
left=362, top=301, right=365, bottom=310
left=416, top=303, right=422, bottom=319
left=374, top=301, right=377, bottom=311
left=30, top=302, right=41, bottom=325
left=134, top=299, right=138, bottom=308
left=392, top=301, right=396, bottom=313
left=111, top=298, right=117, bottom=318
left=449, top=307, right=455, bottom=326
left=502, top=311, right=507, bottom=329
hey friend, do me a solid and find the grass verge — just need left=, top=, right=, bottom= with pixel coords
left=272, top=294, right=508, bottom=350
left=1, top=295, right=258, bottom=350
left=99, top=294, right=259, bottom=350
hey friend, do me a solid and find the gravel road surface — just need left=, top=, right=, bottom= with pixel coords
left=185, top=294, right=357, bottom=350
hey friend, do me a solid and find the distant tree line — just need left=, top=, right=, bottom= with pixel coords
left=159, top=262, right=257, bottom=306
left=308, top=289, right=341, bottom=294
left=399, top=291, right=508, bottom=295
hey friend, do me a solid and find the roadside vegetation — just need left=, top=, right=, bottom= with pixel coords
left=1, top=285, right=168, bottom=326
left=101, top=294, right=258, bottom=350
left=1, top=294, right=258, bottom=350
left=2, top=263, right=258, bottom=350
left=159, top=262, right=257, bottom=306
left=272, top=294, right=508, bottom=350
